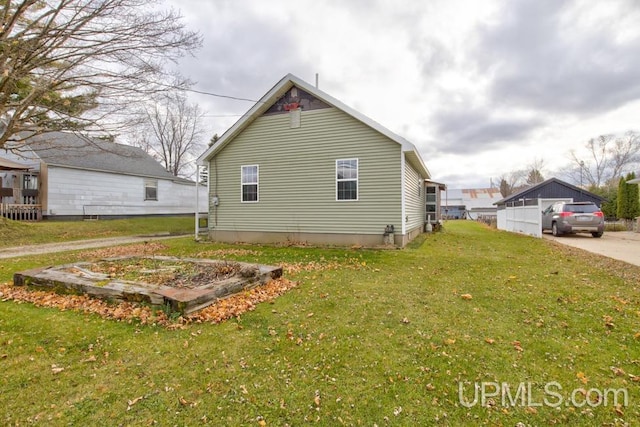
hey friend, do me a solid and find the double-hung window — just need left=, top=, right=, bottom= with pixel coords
left=336, top=159, right=358, bottom=201
left=144, top=179, right=158, bottom=201
left=241, top=165, right=259, bottom=202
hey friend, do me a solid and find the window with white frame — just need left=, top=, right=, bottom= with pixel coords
left=336, top=159, right=358, bottom=201
left=144, top=179, right=158, bottom=201
left=241, top=165, right=259, bottom=202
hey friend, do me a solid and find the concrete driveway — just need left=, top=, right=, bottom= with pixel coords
left=542, top=231, right=640, bottom=266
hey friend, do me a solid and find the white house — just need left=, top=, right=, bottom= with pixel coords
left=0, top=132, right=207, bottom=220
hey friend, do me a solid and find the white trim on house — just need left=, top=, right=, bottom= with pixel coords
left=335, top=158, right=358, bottom=201
left=240, top=164, right=259, bottom=203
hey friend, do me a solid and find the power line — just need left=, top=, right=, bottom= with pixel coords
left=182, top=87, right=263, bottom=103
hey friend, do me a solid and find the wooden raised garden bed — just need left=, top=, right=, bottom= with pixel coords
left=13, top=256, right=283, bottom=314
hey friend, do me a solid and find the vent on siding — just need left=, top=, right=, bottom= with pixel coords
left=290, top=109, right=301, bottom=128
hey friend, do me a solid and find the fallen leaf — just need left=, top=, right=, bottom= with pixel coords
left=576, top=372, right=588, bottom=384
left=127, top=396, right=143, bottom=410
left=611, top=366, right=625, bottom=376
left=512, top=341, right=523, bottom=352
left=603, top=315, right=615, bottom=329
left=484, top=337, right=495, bottom=345
left=460, top=294, right=472, bottom=300
left=51, top=365, right=64, bottom=374
left=314, top=390, right=321, bottom=407
left=178, top=396, right=191, bottom=406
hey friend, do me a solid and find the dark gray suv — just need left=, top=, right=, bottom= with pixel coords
left=541, top=201, right=604, bottom=238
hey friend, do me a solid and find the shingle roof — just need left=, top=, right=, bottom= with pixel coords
left=494, top=177, right=605, bottom=205
left=23, top=132, right=183, bottom=182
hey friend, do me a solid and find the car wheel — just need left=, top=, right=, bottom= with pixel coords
left=552, top=222, right=561, bottom=236
left=591, top=232, right=603, bottom=238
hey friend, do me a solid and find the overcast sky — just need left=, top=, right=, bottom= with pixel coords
left=165, top=0, right=640, bottom=188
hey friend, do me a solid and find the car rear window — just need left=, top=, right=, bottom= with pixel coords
left=563, top=204, right=599, bottom=213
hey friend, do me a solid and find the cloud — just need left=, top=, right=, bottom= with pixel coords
left=172, top=2, right=315, bottom=113
left=163, top=0, right=640, bottom=188
left=432, top=108, right=543, bottom=153
left=475, top=0, right=640, bottom=114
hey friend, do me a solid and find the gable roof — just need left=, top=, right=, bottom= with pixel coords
left=15, top=132, right=189, bottom=182
left=494, top=177, right=605, bottom=206
left=198, top=73, right=430, bottom=178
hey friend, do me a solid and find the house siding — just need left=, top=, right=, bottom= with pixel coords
left=45, top=166, right=206, bottom=217
left=403, top=157, right=426, bottom=236
left=208, top=108, right=403, bottom=239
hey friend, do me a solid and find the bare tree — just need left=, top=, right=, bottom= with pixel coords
left=525, top=157, right=546, bottom=185
left=497, top=170, right=526, bottom=197
left=0, top=0, right=201, bottom=148
left=134, top=92, right=204, bottom=178
left=565, top=132, right=640, bottom=189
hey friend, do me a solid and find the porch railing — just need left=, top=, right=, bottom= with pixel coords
left=0, top=204, right=42, bottom=221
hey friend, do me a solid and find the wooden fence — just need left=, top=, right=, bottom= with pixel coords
left=0, top=204, right=42, bottom=221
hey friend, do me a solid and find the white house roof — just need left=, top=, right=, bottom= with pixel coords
left=11, top=132, right=192, bottom=183
left=198, top=73, right=431, bottom=178
left=442, top=188, right=503, bottom=209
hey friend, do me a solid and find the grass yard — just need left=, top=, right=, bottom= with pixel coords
left=0, top=216, right=195, bottom=248
left=0, top=221, right=639, bottom=426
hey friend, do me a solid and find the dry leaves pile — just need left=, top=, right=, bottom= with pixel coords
left=280, top=258, right=365, bottom=274
left=78, top=242, right=169, bottom=260
left=0, top=277, right=298, bottom=329
left=195, top=248, right=260, bottom=258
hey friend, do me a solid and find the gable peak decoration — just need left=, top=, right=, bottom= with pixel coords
left=263, top=85, right=329, bottom=116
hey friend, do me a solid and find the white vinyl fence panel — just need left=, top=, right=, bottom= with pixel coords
left=497, top=198, right=573, bottom=238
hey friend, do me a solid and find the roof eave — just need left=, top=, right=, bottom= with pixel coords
left=198, top=75, right=297, bottom=164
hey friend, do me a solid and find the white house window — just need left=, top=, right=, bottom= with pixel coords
left=241, top=165, right=259, bottom=202
left=336, top=159, right=358, bottom=201
left=144, top=179, right=158, bottom=201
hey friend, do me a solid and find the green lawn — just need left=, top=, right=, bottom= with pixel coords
left=0, top=216, right=195, bottom=248
left=0, top=221, right=638, bottom=426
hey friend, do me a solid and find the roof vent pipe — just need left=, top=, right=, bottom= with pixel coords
left=315, top=73, right=319, bottom=89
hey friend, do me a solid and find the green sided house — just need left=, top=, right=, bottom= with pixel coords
left=197, top=74, right=433, bottom=247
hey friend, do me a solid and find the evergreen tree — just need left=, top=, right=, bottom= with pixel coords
left=592, top=185, right=617, bottom=219
left=617, top=173, right=640, bottom=220
left=617, top=176, right=628, bottom=219
left=627, top=172, right=640, bottom=219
